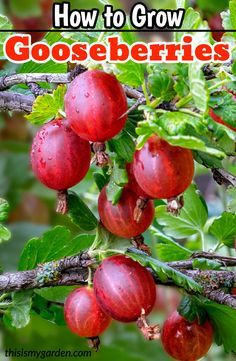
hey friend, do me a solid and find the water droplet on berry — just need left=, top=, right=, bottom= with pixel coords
left=40, top=158, right=46, bottom=168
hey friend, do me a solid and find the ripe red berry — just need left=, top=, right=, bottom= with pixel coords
left=208, top=14, right=224, bottom=42
left=93, top=255, right=156, bottom=322
left=133, top=136, right=194, bottom=199
left=65, top=70, right=128, bottom=142
left=161, top=311, right=213, bottom=361
left=98, top=186, right=154, bottom=238
left=126, top=162, right=149, bottom=199
left=64, top=287, right=111, bottom=338
left=31, top=118, right=91, bottom=190
left=210, top=109, right=236, bottom=131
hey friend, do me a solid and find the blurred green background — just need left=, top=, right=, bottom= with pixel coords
left=0, top=0, right=235, bottom=360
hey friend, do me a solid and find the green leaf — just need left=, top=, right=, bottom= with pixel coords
left=108, top=131, right=135, bottom=162
left=174, top=64, right=189, bottom=97
left=0, top=15, right=13, bottom=59
left=26, top=85, right=66, bottom=125
left=229, top=0, right=236, bottom=29
left=136, top=113, right=226, bottom=159
left=35, top=286, right=76, bottom=303
left=222, top=10, right=233, bottom=31
left=106, top=162, right=128, bottom=205
left=200, top=299, right=236, bottom=353
left=209, top=212, right=236, bottom=248
left=0, top=198, right=10, bottom=222
left=114, top=26, right=145, bottom=87
left=126, top=105, right=144, bottom=138
left=0, top=225, right=11, bottom=244
left=67, top=191, right=98, bottom=232
left=151, top=227, right=191, bottom=262
left=148, top=71, right=175, bottom=101
left=32, top=293, right=65, bottom=326
left=93, top=171, right=109, bottom=191
left=192, top=258, right=222, bottom=270
left=174, top=8, right=201, bottom=42
left=127, top=249, right=202, bottom=293
left=61, top=16, right=104, bottom=44
left=227, top=188, right=236, bottom=213
left=176, top=0, right=186, bottom=8
left=3, top=291, right=32, bottom=329
left=10, top=0, right=41, bottom=17
left=106, top=182, right=123, bottom=205
left=19, top=60, right=67, bottom=74
left=210, top=91, right=236, bottom=129
left=155, top=185, right=208, bottom=239
left=113, top=164, right=128, bottom=186
left=18, top=226, right=94, bottom=270
left=193, top=150, right=223, bottom=169
left=198, top=0, right=228, bottom=13
left=189, top=62, right=209, bottom=113
left=115, top=61, right=145, bottom=88
left=180, top=296, right=236, bottom=353
left=178, top=296, right=207, bottom=324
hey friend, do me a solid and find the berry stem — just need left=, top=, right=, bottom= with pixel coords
left=179, top=108, right=203, bottom=119
left=91, top=142, right=110, bottom=167
left=142, top=82, right=151, bottom=105
left=131, top=235, right=151, bottom=255
left=87, top=336, right=100, bottom=351
left=56, top=190, right=68, bottom=215
left=136, top=309, right=160, bottom=341
left=134, top=197, right=149, bottom=223
left=167, top=196, right=184, bottom=216
left=200, top=230, right=206, bottom=252
left=176, top=79, right=229, bottom=109
left=87, top=267, right=93, bottom=288
left=0, top=293, right=8, bottom=302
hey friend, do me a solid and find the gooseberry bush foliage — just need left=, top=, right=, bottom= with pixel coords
left=0, top=0, right=236, bottom=359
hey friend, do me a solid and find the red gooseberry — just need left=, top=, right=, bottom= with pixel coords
left=30, top=118, right=91, bottom=191
left=64, top=287, right=111, bottom=338
left=161, top=310, right=213, bottom=361
left=126, top=162, right=150, bottom=199
left=133, top=135, right=194, bottom=200
left=208, top=14, right=224, bottom=42
left=65, top=70, right=128, bottom=142
left=93, top=255, right=156, bottom=323
left=98, top=186, right=154, bottom=238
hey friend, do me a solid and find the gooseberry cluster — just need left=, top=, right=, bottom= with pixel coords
left=29, top=69, right=214, bottom=359
left=31, top=68, right=195, bottom=221
left=64, top=255, right=213, bottom=360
